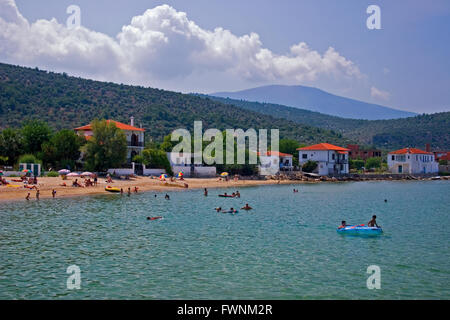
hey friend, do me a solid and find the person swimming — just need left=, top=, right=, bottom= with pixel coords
left=165, top=194, right=170, bottom=200
left=241, top=203, right=252, bottom=210
left=235, top=191, right=240, bottom=198
left=147, top=216, right=162, bottom=221
left=338, top=220, right=347, bottom=229
left=215, top=207, right=222, bottom=212
left=204, top=188, right=208, bottom=196
left=367, top=215, right=380, bottom=228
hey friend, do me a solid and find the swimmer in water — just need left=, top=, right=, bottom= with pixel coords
left=165, top=194, right=170, bottom=200
left=241, top=203, right=253, bottom=210
left=367, top=215, right=380, bottom=228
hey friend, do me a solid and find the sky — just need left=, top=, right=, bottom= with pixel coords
left=1, top=0, right=449, bottom=114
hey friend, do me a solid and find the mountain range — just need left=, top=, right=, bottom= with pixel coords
left=0, top=62, right=448, bottom=151
left=212, top=85, right=417, bottom=120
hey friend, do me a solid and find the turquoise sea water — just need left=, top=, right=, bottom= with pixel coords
left=0, top=181, right=449, bottom=299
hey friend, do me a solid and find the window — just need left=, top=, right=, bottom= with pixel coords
left=392, top=155, right=395, bottom=161
left=302, top=154, right=307, bottom=159
left=332, top=154, right=335, bottom=160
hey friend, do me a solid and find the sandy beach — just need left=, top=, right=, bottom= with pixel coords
left=0, top=176, right=300, bottom=203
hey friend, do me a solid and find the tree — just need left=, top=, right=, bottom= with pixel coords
left=439, top=159, right=448, bottom=165
left=365, top=157, right=382, bottom=169
left=350, top=159, right=365, bottom=170
left=41, top=129, right=85, bottom=169
left=302, top=160, right=318, bottom=173
left=84, top=120, right=127, bottom=171
left=279, top=139, right=300, bottom=156
left=21, top=120, right=52, bottom=155
left=0, top=128, right=23, bottom=165
left=140, top=148, right=173, bottom=176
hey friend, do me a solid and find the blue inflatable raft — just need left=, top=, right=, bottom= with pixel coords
left=337, top=225, right=382, bottom=235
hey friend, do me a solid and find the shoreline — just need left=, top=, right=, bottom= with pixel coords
left=0, top=177, right=302, bottom=203
left=1, top=175, right=447, bottom=204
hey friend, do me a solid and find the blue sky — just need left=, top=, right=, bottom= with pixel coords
left=4, top=0, right=450, bottom=113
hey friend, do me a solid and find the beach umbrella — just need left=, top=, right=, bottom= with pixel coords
left=220, top=172, right=229, bottom=177
left=159, top=174, right=169, bottom=180
left=81, top=172, right=93, bottom=177
left=176, top=171, right=184, bottom=178
left=58, top=169, right=70, bottom=175
left=67, top=172, right=80, bottom=177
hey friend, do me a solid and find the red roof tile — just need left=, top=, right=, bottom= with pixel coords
left=257, top=151, right=293, bottom=157
left=389, top=148, right=432, bottom=155
left=297, top=143, right=349, bottom=152
left=75, top=120, right=145, bottom=132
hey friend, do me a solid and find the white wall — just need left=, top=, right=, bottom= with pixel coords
left=388, top=153, right=438, bottom=174
left=143, top=168, right=166, bottom=176
left=194, top=166, right=216, bottom=177
left=107, top=168, right=134, bottom=175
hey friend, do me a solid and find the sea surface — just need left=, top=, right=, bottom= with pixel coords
left=1, top=181, right=449, bottom=299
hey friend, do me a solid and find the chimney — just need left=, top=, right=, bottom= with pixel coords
left=425, top=143, right=431, bottom=152
left=130, top=116, right=134, bottom=127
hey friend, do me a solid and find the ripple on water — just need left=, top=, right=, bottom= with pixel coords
left=0, top=181, right=449, bottom=299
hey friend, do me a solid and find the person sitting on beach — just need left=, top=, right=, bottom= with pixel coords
left=106, top=176, right=113, bottom=183
left=72, top=179, right=82, bottom=187
left=60, top=182, right=67, bottom=187
left=33, top=176, right=37, bottom=185
left=165, top=194, right=170, bottom=200
left=338, top=221, right=347, bottom=229
left=368, top=215, right=380, bottom=228
left=241, top=204, right=252, bottom=211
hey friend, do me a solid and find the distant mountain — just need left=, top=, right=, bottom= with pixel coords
left=203, top=95, right=450, bottom=150
left=212, top=85, right=417, bottom=120
left=0, top=63, right=350, bottom=146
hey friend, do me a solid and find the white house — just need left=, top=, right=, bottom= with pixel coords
left=166, top=152, right=216, bottom=177
left=75, top=117, right=145, bottom=162
left=258, top=151, right=293, bottom=175
left=297, top=143, right=349, bottom=175
left=387, top=148, right=438, bottom=174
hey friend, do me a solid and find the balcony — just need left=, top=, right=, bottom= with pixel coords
left=128, top=141, right=144, bottom=147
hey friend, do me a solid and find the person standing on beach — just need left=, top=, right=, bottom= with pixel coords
left=36, top=190, right=40, bottom=201
left=52, top=189, right=56, bottom=198
left=127, top=188, right=131, bottom=197
left=26, top=193, right=30, bottom=201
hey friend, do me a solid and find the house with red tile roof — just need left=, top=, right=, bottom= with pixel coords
left=75, top=117, right=145, bottom=163
left=257, top=150, right=293, bottom=175
left=297, top=143, right=349, bottom=175
left=387, top=147, right=438, bottom=174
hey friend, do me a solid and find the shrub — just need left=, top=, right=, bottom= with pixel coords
left=45, top=171, right=60, bottom=177
left=302, top=160, right=318, bottom=173
left=18, top=154, right=42, bottom=165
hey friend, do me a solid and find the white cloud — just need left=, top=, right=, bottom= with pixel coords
left=371, top=86, right=391, bottom=101
left=0, top=0, right=363, bottom=88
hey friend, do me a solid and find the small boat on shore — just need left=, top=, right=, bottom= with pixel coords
left=337, top=225, right=382, bottom=236
left=105, top=187, right=121, bottom=193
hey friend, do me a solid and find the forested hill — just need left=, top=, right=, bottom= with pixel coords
left=0, top=62, right=350, bottom=145
left=204, top=95, right=450, bottom=150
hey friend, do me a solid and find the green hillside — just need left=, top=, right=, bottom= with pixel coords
left=204, top=96, right=450, bottom=150
left=0, top=63, right=350, bottom=146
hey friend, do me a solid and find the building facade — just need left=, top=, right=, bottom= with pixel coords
left=258, top=151, right=293, bottom=175
left=347, top=144, right=382, bottom=160
left=74, top=117, right=145, bottom=162
left=297, top=143, right=349, bottom=175
left=387, top=148, right=438, bottom=174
